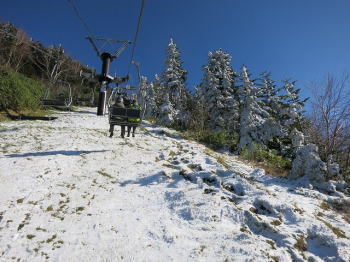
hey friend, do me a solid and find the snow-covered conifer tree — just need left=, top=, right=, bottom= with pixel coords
left=238, top=66, right=284, bottom=150
left=137, top=76, right=156, bottom=118
left=279, top=80, right=308, bottom=130
left=257, top=72, right=283, bottom=117
left=198, top=49, right=239, bottom=131
left=160, top=38, right=188, bottom=123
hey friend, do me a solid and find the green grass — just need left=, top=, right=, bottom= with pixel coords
left=239, top=146, right=291, bottom=177
left=184, top=129, right=238, bottom=151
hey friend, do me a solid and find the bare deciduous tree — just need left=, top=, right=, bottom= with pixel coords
left=32, top=44, right=69, bottom=98
left=307, top=74, right=350, bottom=179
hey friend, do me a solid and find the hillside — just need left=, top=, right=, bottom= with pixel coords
left=0, top=108, right=350, bottom=262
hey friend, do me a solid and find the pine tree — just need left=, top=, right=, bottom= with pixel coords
left=198, top=49, right=239, bottom=131
left=238, top=66, right=285, bottom=150
left=160, top=39, right=188, bottom=123
left=256, top=71, right=282, bottom=117
left=279, top=79, right=308, bottom=130
left=137, top=76, right=156, bottom=118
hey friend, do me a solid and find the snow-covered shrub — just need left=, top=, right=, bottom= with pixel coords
left=288, top=128, right=345, bottom=190
left=289, top=144, right=328, bottom=183
left=157, top=93, right=176, bottom=124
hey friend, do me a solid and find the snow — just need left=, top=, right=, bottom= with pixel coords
left=1, top=107, right=350, bottom=261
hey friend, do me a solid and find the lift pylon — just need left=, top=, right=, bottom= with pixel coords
left=86, top=37, right=131, bottom=115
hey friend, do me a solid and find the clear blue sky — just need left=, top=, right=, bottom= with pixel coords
left=2, top=0, right=350, bottom=102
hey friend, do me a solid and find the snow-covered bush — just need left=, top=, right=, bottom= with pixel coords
left=157, top=93, right=176, bottom=124
left=289, top=143, right=328, bottom=183
left=288, top=128, right=345, bottom=189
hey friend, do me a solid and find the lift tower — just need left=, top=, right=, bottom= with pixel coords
left=86, top=37, right=131, bottom=115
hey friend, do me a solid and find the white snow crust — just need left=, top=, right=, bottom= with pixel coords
left=1, top=107, right=350, bottom=261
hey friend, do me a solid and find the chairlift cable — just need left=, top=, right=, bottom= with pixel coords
left=66, top=0, right=102, bottom=57
left=127, top=0, right=146, bottom=76
left=66, top=0, right=95, bottom=37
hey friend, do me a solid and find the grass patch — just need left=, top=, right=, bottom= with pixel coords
left=343, top=215, right=350, bottom=224
left=97, top=170, right=113, bottom=179
left=76, top=206, right=85, bottom=212
left=294, top=234, right=307, bottom=252
left=36, top=227, right=47, bottom=232
left=318, top=218, right=347, bottom=238
left=266, top=239, right=276, bottom=250
left=293, top=204, right=305, bottom=215
left=184, top=130, right=238, bottom=151
left=168, top=151, right=177, bottom=157
left=26, top=234, right=36, bottom=240
left=16, top=198, right=25, bottom=204
left=46, top=234, right=57, bottom=243
left=239, top=147, right=291, bottom=177
left=320, top=201, right=330, bottom=211
left=271, top=219, right=282, bottom=226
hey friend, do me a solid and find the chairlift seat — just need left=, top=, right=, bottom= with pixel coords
left=41, top=98, right=70, bottom=107
left=109, top=106, right=142, bottom=126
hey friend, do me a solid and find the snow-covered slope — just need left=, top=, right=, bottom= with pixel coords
left=0, top=107, right=349, bottom=262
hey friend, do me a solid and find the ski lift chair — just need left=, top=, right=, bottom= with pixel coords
left=108, top=89, right=142, bottom=129
left=109, top=107, right=142, bottom=127
left=41, top=81, right=73, bottom=107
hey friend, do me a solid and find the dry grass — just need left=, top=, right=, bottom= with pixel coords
left=320, top=201, right=330, bottom=211
left=294, top=234, right=307, bottom=252
left=319, top=218, right=347, bottom=238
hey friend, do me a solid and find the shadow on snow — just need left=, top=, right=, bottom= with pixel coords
left=5, top=150, right=108, bottom=158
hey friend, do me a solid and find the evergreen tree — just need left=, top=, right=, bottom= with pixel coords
left=238, top=66, right=284, bottom=150
left=137, top=76, right=156, bottom=118
left=159, top=39, right=188, bottom=124
left=198, top=49, right=239, bottom=131
left=160, top=39, right=187, bottom=104
left=256, top=71, right=282, bottom=117
left=279, top=79, right=308, bottom=130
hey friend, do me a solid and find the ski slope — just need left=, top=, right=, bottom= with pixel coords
left=0, top=107, right=350, bottom=262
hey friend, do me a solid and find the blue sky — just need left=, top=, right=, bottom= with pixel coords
left=2, top=0, right=350, bottom=104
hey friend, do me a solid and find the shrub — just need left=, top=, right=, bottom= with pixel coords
left=185, top=129, right=238, bottom=151
left=0, top=66, right=44, bottom=111
left=240, top=146, right=291, bottom=170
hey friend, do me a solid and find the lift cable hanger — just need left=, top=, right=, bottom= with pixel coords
left=127, top=0, right=146, bottom=76
left=85, top=37, right=131, bottom=59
